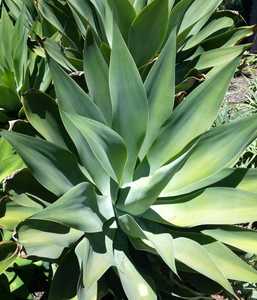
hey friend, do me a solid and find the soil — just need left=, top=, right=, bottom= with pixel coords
left=225, top=76, right=250, bottom=103
left=225, top=64, right=257, bottom=103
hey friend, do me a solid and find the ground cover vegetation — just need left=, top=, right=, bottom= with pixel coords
left=1, top=0, right=257, bottom=299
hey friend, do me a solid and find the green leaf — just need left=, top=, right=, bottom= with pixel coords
left=128, top=0, right=169, bottom=66
left=148, top=58, right=239, bottom=171
left=1, top=130, right=86, bottom=196
left=67, top=0, right=98, bottom=34
left=3, top=168, right=56, bottom=204
left=144, top=187, right=257, bottom=227
left=37, top=0, right=79, bottom=46
left=0, top=241, right=18, bottom=275
left=234, top=168, right=257, bottom=193
left=114, top=232, right=157, bottom=300
left=65, top=113, right=127, bottom=184
left=89, top=0, right=113, bottom=45
left=173, top=237, right=234, bottom=295
left=133, top=0, right=146, bottom=14
left=139, top=26, right=176, bottom=158
left=183, top=17, right=234, bottom=50
left=18, top=219, right=83, bottom=259
left=108, top=0, right=136, bottom=40
left=48, top=59, right=105, bottom=123
left=204, top=241, right=257, bottom=282
left=160, top=115, right=257, bottom=197
left=118, top=150, right=189, bottom=215
left=195, top=44, right=249, bottom=70
left=30, top=183, right=103, bottom=233
left=43, top=39, right=75, bottom=72
left=178, top=0, right=223, bottom=34
left=84, top=36, right=112, bottom=125
left=0, top=138, right=24, bottom=182
left=22, top=90, right=73, bottom=151
left=221, top=26, right=256, bottom=47
left=0, top=200, right=41, bottom=231
left=48, top=249, right=80, bottom=300
left=118, top=215, right=177, bottom=274
left=0, top=86, right=20, bottom=112
left=60, top=112, right=110, bottom=195
left=203, top=227, right=257, bottom=255
left=76, top=235, right=113, bottom=289
left=0, top=8, right=13, bottom=70
left=109, top=25, right=148, bottom=183
left=167, top=0, right=194, bottom=36
left=48, top=61, right=110, bottom=191
left=12, top=8, right=28, bottom=90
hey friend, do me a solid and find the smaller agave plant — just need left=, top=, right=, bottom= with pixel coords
left=2, top=23, right=257, bottom=299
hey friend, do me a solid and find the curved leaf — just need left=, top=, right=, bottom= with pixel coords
left=148, top=58, right=239, bottom=170
left=204, top=241, right=257, bottom=282
left=114, top=232, right=157, bottom=300
left=179, top=0, right=223, bottom=34
left=118, top=150, right=189, bottom=215
left=0, top=138, right=24, bottom=182
left=128, top=0, right=169, bottom=66
left=22, top=90, right=73, bottom=151
left=18, top=219, right=83, bottom=259
left=84, top=36, right=112, bottom=124
left=30, top=183, right=103, bottom=233
left=183, top=17, right=234, bottom=50
left=109, top=25, right=148, bottom=183
left=161, top=115, right=257, bottom=197
left=1, top=130, right=86, bottom=196
left=144, top=187, right=257, bottom=227
left=140, top=26, right=176, bottom=158
left=173, top=238, right=234, bottom=295
left=0, top=241, right=19, bottom=275
left=65, top=113, right=127, bottom=183
left=203, top=227, right=257, bottom=255
left=48, top=59, right=105, bottom=123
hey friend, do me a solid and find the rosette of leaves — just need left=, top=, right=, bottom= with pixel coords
left=2, top=23, right=257, bottom=299
left=36, top=0, right=256, bottom=90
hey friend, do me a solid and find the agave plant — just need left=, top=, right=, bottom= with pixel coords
left=1, top=19, right=257, bottom=298
left=36, top=0, right=255, bottom=89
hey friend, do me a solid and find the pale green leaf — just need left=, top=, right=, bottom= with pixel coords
left=128, top=0, right=169, bottom=66
left=173, top=237, right=234, bottom=295
left=1, top=130, right=86, bottom=196
left=84, top=36, right=112, bottom=124
left=63, top=112, right=127, bottom=183
left=148, top=58, right=239, bottom=171
left=109, top=25, right=148, bottom=183
left=30, top=183, right=103, bottom=233
left=139, top=26, right=176, bottom=158
left=145, top=187, right=257, bottom=226
left=161, top=115, right=257, bottom=197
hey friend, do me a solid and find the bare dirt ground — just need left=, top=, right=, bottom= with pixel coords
left=225, top=76, right=250, bottom=103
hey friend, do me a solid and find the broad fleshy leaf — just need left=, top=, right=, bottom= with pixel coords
left=148, top=58, right=239, bottom=171
left=30, top=183, right=103, bottom=233
left=173, top=238, right=234, bottom=295
left=1, top=130, right=86, bottom=196
left=161, top=115, right=257, bottom=196
left=139, top=26, right=176, bottom=158
left=128, top=0, right=169, bottom=66
left=144, top=187, right=257, bottom=227
left=109, top=25, right=148, bottom=182
left=64, top=112, right=127, bottom=184
left=84, top=36, right=112, bottom=124
left=0, top=241, right=19, bottom=275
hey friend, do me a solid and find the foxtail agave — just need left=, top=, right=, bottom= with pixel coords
left=1, top=24, right=257, bottom=299
left=37, top=0, right=256, bottom=87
